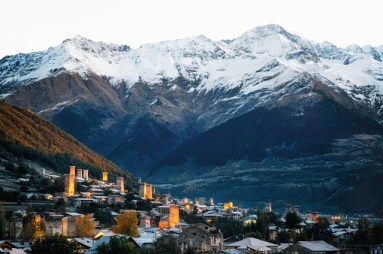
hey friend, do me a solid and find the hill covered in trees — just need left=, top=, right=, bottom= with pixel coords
left=0, top=101, right=133, bottom=182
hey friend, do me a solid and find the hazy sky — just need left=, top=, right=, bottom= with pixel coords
left=1, top=0, right=382, bottom=58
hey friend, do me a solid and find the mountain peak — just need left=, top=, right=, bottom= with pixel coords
left=238, top=24, right=288, bottom=40
left=62, top=35, right=91, bottom=44
left=229, top=24, right=318, bottom=62
left=61, top=35, right=130, bottom=55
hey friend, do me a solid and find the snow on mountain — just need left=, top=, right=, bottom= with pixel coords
left=1, top=24, right=383, bottom=113
left=227, top=24, right=318, bottom=62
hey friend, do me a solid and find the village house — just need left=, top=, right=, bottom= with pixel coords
left=62, top=212, right=85, bottom=237
left=73, top=238, right=95, bottom=252
left=107, top=194, right=125, bottom=205
left=284, top=241, right=339, bottom=254
left=331, top=228, right=357, bottom=244
left=268, top=224, right=278, bottom=241
left=225, top=237, right=278, bottom=254
left=44, top=212, right=65, bottom=236
left=74, top=198, right=97, bottom=207
left=8, top=210, right=24, bottom=240
left=178, top=224, right=223, bottom=253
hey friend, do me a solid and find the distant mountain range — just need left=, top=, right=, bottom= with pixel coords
left=0, top=101, right=132, bottom=184
left=1, top=24, right=383, bottom=211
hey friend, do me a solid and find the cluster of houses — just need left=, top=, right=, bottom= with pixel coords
left=1, top=166, right=383, bottom=254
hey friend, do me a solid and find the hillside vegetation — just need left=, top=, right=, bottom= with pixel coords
left=0, top=101, right=132, bottom=182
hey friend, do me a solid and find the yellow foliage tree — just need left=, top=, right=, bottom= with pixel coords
left=112, top=211, right=139, bottom=237
left=33, top=229, right=45, bottom=243
left=75, top=214, right=96, bottom=238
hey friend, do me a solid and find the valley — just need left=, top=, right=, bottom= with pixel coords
left=1, top=24, right=383, bottom=212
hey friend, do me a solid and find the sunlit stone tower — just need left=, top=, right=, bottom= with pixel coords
left=116, top=177, right=124, bottom=194
left=102, top=171, right=108, bottom=182
left=69, top=166, right=75, bottom=176
left=65, top=166, right=75, bottom=196
left=145, top=184, right=152, bottom=199
left=139, top=182, right=153, bottom=199
left=169, top=205, right=180, bottom=228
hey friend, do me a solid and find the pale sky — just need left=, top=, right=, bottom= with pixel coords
left=1, top=0, right=382, bottom=58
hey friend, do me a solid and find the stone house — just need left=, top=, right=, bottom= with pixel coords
left=62, top=212, right=84, bottom=237
left=225, top=237, right=278, bottom=254
left=178, top=224, right=223, bottom=253
left=284, top=241, right=339, bottom=254
left=44, top=213, right=64, bottom=236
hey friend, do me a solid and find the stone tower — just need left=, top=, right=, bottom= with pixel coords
left=169, top=205, right=180, bottom=228
left=116, top=177, right=124, bottom=194
left=83, top=169, right=89, bottom=181
left=65, top=166, right=75, bottom=196
left=76, top=169, right=83, bottom=178
left=102, top=171, right=108, bottom=182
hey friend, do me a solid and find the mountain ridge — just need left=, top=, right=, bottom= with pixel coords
left=0, top=101, right=133, bottom=183
left=0, top=23, right=383, bottom=178
left=1, top=24, right=383, bottom=211
left=1, top=24, right=383, bottom=91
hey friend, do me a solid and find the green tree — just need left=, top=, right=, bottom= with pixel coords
left=94, top=210, right=115, bottom=227
left=245, top=231, right=264, bottom=239
left=0, top=206, right=5, bottom=240
left=210, top=218, right=244, bottom=238
left=277, top=231, right=291, bottom=243
left=347, top=223, right=383, bottom=245
left=297, top=217, right=331, bottom=242
left=96, top=236, right=140, bottom=254
left=112, top=211, right=139, bottom=237
left=180, top=210, right=204, bottom=224
left=32, top=234, right=80, bottom=254
left=17, top=164, right=29, bottom=175
left=77, top=202, right=99, bottom=214
left=285, top=212, right=302, bottom=229
left=267, top=212, right=279, bottom=225
left=55, top=198, right=67, bottom=215
left=154, top=236, right=181, bottom=254
left=136, top=199, right=152, bottom=211
left=22, top=204, right=36, bottom=241
left=255, top=211, right=270, bottom=239
left=358, top=217, right=369, bottom=230
left=370, top=224, right=383, bottom=244
left=5, top=162, right=16, bottom=172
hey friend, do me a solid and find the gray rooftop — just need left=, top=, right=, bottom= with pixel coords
left=298, top=241, right=339, bottom=251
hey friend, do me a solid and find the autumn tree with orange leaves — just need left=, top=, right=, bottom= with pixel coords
left=112, top=211, right=138, bottom=237
left=75, top=214, right=96, bottom=238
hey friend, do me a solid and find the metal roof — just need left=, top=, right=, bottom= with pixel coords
left=226, top=237, right=278, bottom=248
left=298, top=241, right=339, bottom=251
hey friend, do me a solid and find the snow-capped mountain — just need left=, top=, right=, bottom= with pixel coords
left=2, top=24, right=383, bottom=113
left=1, top=24, right=383, bottom=176
left=2, top=24, right=383, bottom=210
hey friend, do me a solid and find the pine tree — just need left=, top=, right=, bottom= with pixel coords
left=32, top=234, right=80, bottom=254
left=22, top=204, right=36, bottom=241
left=0, top=206, right=5, bottom=239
